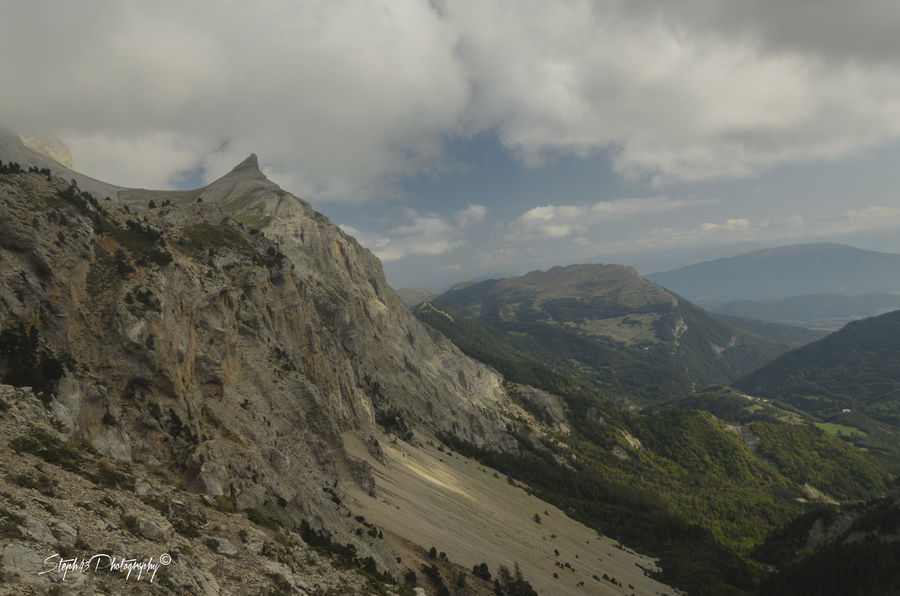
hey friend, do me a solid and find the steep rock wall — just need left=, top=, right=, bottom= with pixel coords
left=0, top=164, right=514, bottom=574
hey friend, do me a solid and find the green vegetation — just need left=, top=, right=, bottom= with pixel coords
left=0, top=162, right=52, bottom=178
left=116, top=187, right=206, bottom=209
left=104, top=218, right=172, bottom=267
left=710, top=314, right=830, bottom=347
left=825, top=411, right=900, bottom=476
left=86, top=249, right=119, bottom=298
left=643, top=388, right=798, bottom=425
left=814, top=422, right=861, bottom=436
left=169, top=508, right=204, bottom=539
left=374, top=408, right=414, bottom=442
left=15, top=471, right=57, bottom=496
left=174, top=222, right=281, bottom=269
left=418, top=298, right=895, bottom=594
left=750, top=422, right=889, bottom=501
left=650, top=391, right=900, bottom=479
left=0, top=323, right=66, bottom=396
left=753, top=484, right=900, bottom=595
left=757, top=541, right=900, bottom=595
left=245, top=507, right=281, bottom=532
left=436, top=375, right=810, bottom=594
left=298, top=519, right=394, bottom=584
left=8, top=425, right=140, bottom=494
left=0, top=160, right=25, bottom=175
left=494, top=563, right=538, bottom=596
left=422, top=278, right=816, bottom=406
left=644, top=295, right=805, bottom=387
left=735, top=310, right=900, bottom=426
left=414, top=303, right=694, bottom=406
left=181, top=223, right=257, bottom=260
left=8, top=425, right=110, bottom=482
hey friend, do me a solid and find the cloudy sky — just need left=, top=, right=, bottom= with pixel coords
left=4, top=1, right=900, bottom=290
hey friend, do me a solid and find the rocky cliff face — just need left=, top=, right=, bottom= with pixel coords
left=19, top=134, right=75, bottom=170
left=0, top=160, right=520, bottom=580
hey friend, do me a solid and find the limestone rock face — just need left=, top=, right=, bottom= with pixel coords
left=19, top=134, right=74, bottom=170
left=0, top=159, right=518, bottom=572
left=138, top=516, right=175, bottom=543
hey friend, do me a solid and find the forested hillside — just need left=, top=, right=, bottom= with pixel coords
left=413, top=302, right=694, bottom=406
left=754, top=482, right=900, bottom=596
left=734, top=309, right=900, bottom=426
left=414, top=302, right=895, bottom=595
left=708, top=314, right=829, bottom=345
left=427, top=265, right=821, bottom=402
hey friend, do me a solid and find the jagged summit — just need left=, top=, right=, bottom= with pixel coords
left=0, top=143, right=522, bottom=587
left=196, top=154, right=310, bottom=228
left=231, top=153, right=260, bottom=172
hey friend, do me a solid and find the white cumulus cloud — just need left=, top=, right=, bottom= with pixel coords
left=506, top=196, right=717, bottom=240
left=3, top=1, right=900, bottom=199
left=340, top=204, right=487, bottom=261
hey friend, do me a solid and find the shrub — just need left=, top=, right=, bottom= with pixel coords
left=0, top=324, right=66, bottom=395
left=121, top=514, right=140, bottom=536
left=245, top=508, right=280, bottom=531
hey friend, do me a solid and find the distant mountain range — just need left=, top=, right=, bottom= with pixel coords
left=644, top=243, right=900, bottom=304
left=706, top=292, right=900, bottom=329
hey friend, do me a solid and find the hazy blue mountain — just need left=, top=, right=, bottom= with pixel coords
left=706, top=292, right=900, bottom=329
left=644, top=243, right=900, bottom=304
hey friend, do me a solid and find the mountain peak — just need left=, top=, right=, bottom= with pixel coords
left=232, top=153, right=259, bottom=172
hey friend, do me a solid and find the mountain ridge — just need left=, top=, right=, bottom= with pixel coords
left=4, top=138, right=897, bottom=595
left=645, top=243, right=900, bottom=304
left=426, top=263, right=819, bottom=399
left=0, top=154, right=544, bottom=587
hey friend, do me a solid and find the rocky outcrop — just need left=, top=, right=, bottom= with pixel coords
left=19, top=134, right=74, bottom=170
left=0, top=127, right=125, bottom=200
left=0, top=386, right=387, bottom=596
left=0, top=160, right=518, bottom=579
